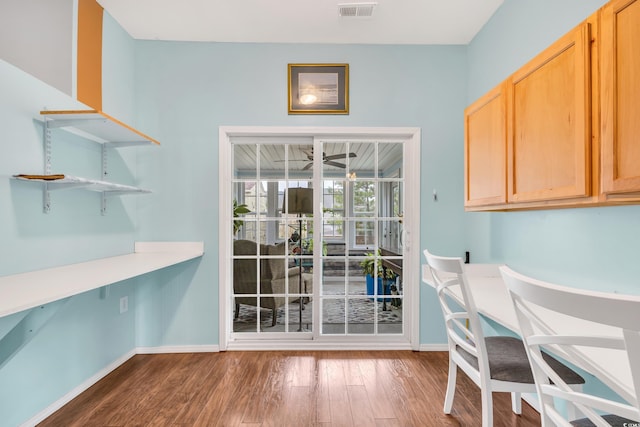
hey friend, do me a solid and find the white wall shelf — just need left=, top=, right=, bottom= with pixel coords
left=13, top=174, right=151, bottom=194
left=14, top=109, right=160, bottom=214
left=38, top=110, right=161, bottom=146
left=0, top=242, right=204, bottom=319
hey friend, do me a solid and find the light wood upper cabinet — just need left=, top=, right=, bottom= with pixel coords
left=507, top=23, right=592, bottom=204
left=464, top=83, right=507, bottom=207
left=601, top=0, right=640, bottom=197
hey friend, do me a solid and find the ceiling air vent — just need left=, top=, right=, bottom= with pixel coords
left=338, top=2, right=377, bottom=17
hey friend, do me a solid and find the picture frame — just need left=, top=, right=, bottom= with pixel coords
left=288, top=64, right=349, bottom=115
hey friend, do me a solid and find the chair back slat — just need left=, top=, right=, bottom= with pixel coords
left=424, top=250, right=489, bottom=377
left=501, top=266, right=640, bottom=425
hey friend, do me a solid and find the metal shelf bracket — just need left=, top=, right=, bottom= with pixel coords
left=43, top=118, right=52, bottom=213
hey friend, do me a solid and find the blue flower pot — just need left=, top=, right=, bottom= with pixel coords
left=366, top=274, right=390, bottom=302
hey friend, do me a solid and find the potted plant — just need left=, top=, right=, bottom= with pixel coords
left=360, top=249, right=396, bottom=301
left=300, top=237, right=327, bottom=256
left=233, top=200, right=251, bottom=236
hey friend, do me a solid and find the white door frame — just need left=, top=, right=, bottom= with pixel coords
left=218, top=126, right=421, bottom=351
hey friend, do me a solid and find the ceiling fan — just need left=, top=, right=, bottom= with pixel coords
left=299, top=148, right=357, bottom=170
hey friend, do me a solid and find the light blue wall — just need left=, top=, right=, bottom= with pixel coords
left=131, top=41, right=468, bottom=347
left=468, top=0, right=608, bottom=101
left=465, top=0, right=640, bottom=294
left=0, top=57, right=140, bottom=426
left=0, top=11, right=146, bottom=426
left=102, top=12, right=135, bottom=123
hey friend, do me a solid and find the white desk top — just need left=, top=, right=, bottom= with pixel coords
left=422, top=263, right=632, bottom=395
left=0, top=242, right=204, bottom=318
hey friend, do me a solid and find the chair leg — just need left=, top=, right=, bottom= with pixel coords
left=511, top=392, right=522, bottom=414
left=481, top=387, right=493, bottom=427
left=272, top=308, right=278, bottom=326
left=234, top=304, right=240, bottom=319
left=443, top=358, right=457, bottom=414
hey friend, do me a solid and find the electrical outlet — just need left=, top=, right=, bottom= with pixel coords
left=120, top=296, right=128, bottom=314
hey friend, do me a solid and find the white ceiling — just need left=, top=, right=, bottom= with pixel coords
left=97, top=0, right=503, bottom=45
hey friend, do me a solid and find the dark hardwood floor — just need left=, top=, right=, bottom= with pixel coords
left=38, top=351, right=541, bottom=426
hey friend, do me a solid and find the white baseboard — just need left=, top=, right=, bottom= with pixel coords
left=225, top=340, right=414, bottom=351
left=418, top=343, right=449, bottom=351
left=21, top=345, right=219, bottom=427
left=136, top=344, right=220, bottom=354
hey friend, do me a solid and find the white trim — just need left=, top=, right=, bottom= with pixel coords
left=136, top=345, right=220, bottom=354
left=405, top=128, right=421, bottom=350
left=226, top=340, right=413, bottom=351
left=419, top=343, right=449, bottom=352
left=219, top=126, right=421, bottom=350
left=219, top=127, right=233, bottom=351
left=220, top=126, right=420, bottom=138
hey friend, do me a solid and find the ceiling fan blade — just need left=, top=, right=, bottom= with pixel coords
left=302, top=163, right=313, bottom=170
left=324, top=161, right=347, bottom=168
left=301, top=149, right=314, bottom=160
left=324, top=152, right=357, bottom=161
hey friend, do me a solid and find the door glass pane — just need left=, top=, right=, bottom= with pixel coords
left=379, top=142, right=402, bottom=178
left=322, top=298, right=346, bottom=334
left=348, top=298, right=374, bottom=334
left=261, top=144, right=286, bottom=179
left=322, top=142, right=352, bottom=176
left=322, top=179, right=345, bottom=240
left=380, top=219, right=404, bottom=256
left=289, top=144, right=314, bottom=179
left=234, top=144, right=256, bottom=179
left=354, top=219, right=375, bottom=248
left=350, top=142, right=376, bottom=177
left=322, top=259, right=346, bottom=295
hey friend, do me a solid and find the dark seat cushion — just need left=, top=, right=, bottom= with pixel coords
left=570, top=414, right=639, bottom=426
left=458, top=336, right=585, bottom=384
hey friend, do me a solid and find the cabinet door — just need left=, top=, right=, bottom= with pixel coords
left=464, top=83, right=507, bottom=208
left=601, top=0, right=640, bottom=196
left=508, top=23, right=592, bottom=203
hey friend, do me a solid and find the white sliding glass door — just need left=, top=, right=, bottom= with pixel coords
left=220, top=127, right=420, bottom=350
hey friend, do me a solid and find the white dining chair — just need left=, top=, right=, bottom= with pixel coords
left=423, top=250, right=585, bottom=427
left=501, top=266, right=640, bottom=426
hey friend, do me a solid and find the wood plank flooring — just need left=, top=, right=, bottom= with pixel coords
left=38, top=351, right=541, bottom=426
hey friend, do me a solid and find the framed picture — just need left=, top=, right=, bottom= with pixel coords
left=288, top=64, right=349, bottom=115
